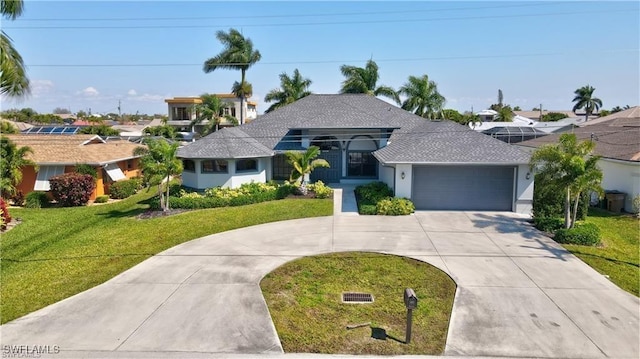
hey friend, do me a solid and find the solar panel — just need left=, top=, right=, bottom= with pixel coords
left=51, top=127, right=64, bottom=133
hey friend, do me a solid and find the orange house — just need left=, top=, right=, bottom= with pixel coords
left=4, top=134, right=145, bottom=200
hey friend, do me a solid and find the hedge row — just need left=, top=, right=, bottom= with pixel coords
left=354, top=182, right=414, bottom=216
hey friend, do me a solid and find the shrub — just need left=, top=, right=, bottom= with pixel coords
left=359, top=204, right=378, bottom=215
left=10, top=190, right=25, bottom=206
left=74, top=163, right=98, bottom=179
left=376, top=197, right=415, bottom=216
left=554, top=223, right=601, bottom=246
left=0, top=198, right=10, bottom=229
left=94, top=195, right=109, bottom=203
left=25, top=191, right=49, bottom=208
left=355, top=182, right=393, bottom=204
left=533, top=174, right=589, bottom=221
left=632, top=195, right=640, bottom=217
left=109, top=178, right=142, bottom=199
left=49, top=173, right=96, bottom=207
left=275, top=182, right=296, bottom=199
left=164, top=182, right=298, bottom=210
left=534, top=216, right=565, bottom=233
left=308, top=181, right=333, bottom=199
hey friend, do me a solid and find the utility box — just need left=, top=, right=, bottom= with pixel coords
left=606, top=192, right=626, bottom=213
left=404, top=288, right=418, bottom=309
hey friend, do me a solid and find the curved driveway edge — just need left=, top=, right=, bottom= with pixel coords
left=1, top=212, right=638, bottom=359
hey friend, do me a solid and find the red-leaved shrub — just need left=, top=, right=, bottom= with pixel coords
left=0, top=198, right=11, bottom=230
left=49, top=173, right=96, bottom=207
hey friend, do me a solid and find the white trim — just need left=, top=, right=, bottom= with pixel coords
left=34, top=166, right=65, bottom=191
left=104, top=163, right=126, bottom=181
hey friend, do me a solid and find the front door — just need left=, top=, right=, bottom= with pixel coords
left=311, top=149, right=342, bottom=183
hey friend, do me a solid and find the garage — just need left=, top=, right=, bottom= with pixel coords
left=412, top=166, right=515, bottom=211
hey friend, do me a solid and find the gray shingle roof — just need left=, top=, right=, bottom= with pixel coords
left=177, top=127, right=274, bottom=159
left=374, top=121, right=531, bottom=164
left=178, top=94, right=531, bottom=164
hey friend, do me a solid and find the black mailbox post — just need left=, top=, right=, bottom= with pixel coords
left=403, top=288, right=418, bottom=343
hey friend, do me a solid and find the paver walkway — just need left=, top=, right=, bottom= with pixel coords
left=1, top=207, right=638, bottom=358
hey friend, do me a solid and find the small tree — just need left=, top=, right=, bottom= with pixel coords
left=285, top=146, right=329, bottom=194
left=530, top=134, right=603, bottom=228
left=134, top=139, right=182, bottom=211
left=0, top=136, right=36, bottom=198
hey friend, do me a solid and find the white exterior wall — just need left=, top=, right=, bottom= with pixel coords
left=599, top=159, right=640, bottom=212
left=394, top=164, right=413, bottom=198
left=229, top=158, right=269, bottom=188
left=515, top=164, right=534, bottom=214
left=379, top=164, right=395, bottom=191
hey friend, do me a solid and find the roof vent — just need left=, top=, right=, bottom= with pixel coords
left=342, top=292, right=374, bottom=303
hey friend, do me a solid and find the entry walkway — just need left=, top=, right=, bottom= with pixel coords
left=330, top=183, right=358, bottom=215
left=1, top=213, right=638, bottom=358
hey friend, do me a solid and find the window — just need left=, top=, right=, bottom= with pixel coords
left=272, top=154, right=294, bottom=180
left=183, top=159, right=195, bottom=172
left=348, top=152, right=377, bottom=177
left=127, top=159, right=134, bottom=170
left=201, top=160, right=228, bottom=173
left=223, top=107, right=236, bottom=117
left=236, top=159, right=257, bottom=172
left=174, top=107, right=189, bottom=121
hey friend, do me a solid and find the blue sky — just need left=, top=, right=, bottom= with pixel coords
left=2, top=0, right=638, bottom=116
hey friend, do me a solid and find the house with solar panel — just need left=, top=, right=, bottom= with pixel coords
left=3, top=134, right=144, bottom=201
left=178, top=94, right=535, bottom=213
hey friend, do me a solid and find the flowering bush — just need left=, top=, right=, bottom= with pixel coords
left=307, top=181, right=333, bottom=199
left=49, top=173, right=96, bottom=207
left=0, top=198, right=11, bottom=230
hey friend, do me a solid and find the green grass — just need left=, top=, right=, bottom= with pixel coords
left=563, top=208, right=639, bottom=296
left=260, top=252, right=456, bottom=355
left=0, top=190, right=333, bottom=324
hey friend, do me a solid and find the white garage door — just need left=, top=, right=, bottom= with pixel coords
left=412, top=166, right=514, bottom=211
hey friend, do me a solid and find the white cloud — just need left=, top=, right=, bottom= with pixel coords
left=128, top=93, right=165, bottom=102
left=77, top=86, right=99, bottom=97
left=31, top=79, right=55, bottom=96
left=127, top=89, right=137, bottom=96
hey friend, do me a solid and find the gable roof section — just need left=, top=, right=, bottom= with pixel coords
left=375, top=120, right=531, bottom=164
left=177, top=127, right=274, bottom=159
left=519, top=113, right=640, bottom=162
left=3, top=134, right=144, bottom=165
left=577, top=106, right=640, bottom=127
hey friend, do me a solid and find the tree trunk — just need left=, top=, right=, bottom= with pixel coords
left=564, top=187, right=571, bottom=229
left=165, top=175, right=171, bottom=211
left=158, top=186, right=165, bottom=212
left=571, top=192, right=581, bottom=229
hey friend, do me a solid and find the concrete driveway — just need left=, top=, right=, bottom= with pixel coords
left=1, top=212, right=638, bottom=359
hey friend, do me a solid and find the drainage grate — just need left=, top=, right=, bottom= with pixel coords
left=342, top=292, right=374, bottom=303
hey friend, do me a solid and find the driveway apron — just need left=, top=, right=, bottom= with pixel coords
left=1, top=212, right=638, bottom=359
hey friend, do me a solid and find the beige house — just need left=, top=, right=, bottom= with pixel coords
left=165, top=95, right=257, bottom=132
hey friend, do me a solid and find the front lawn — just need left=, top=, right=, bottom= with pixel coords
left=0, top=190, right=332, bottom=324
left=563, top=208, right=639, bottom=296
left=261, top=252, right=456, bottom=355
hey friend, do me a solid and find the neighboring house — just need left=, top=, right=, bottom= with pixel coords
left=514, top=110, right=599, bottom=122
left=519, top=106, right=640, bottom=212
left=178, top=94, right=534, bottom=213
left=164, top=94, right=258, bottom=132
left=4, top=134, right=144, bottom=200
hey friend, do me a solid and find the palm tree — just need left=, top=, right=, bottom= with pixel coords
left=398, top=74, right=445, bottom=119
left=264, top=69, right=312, bottom=113
left=572, top=85, right=603, bottom=121
left=339, top=59, right=399, bottom=104
left=1, top=0, right=29, bottom=97
left=190, top=93, right=225, bottom=135
left=285, top=146, right=330, bottom=195
left=0, top=136, right=37, bottom=198
left=530, top=134, right=603, bottom=228
left=203, top=28, right=261, bottom=125
left=494, top=106, right=514, bottom=122
left=134, top=139, right=183, bottom=212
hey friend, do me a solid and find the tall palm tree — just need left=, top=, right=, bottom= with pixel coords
left=398, top=74, right=446, bottom=119
left=203, top=28, right=261, bottom=125
left=264, top=69, right=312, bottom=113
left=572, top=85, right=603, bottom=121
left=339, top=59, right=399, bottom=104
left=134, top=139, right=183, bottom=212
left=1, top=0, right=29, bottom=97
left=530, top=134, right=602, bottom=228
left=0, top=136, right=37, bottom=198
